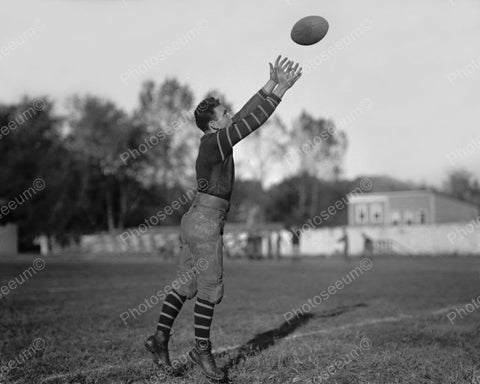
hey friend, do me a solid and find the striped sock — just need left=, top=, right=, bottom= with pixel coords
left=156, top=290, right=186, bottom=335
left=194, top=298, right=215, bottom=342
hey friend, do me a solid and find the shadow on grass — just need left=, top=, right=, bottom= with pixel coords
left=173, top=303, right=366, bottom=382
left=221, top=302, right=367, bottom=375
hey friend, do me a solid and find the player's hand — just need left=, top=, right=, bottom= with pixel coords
left=285, top=61, right=302, bottom=86
left=269, top=55, right=292, bottom=83
left=276, top=59, right=302, bottom=89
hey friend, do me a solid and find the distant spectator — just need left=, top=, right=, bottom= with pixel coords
left=275, top=231, right=282, bottom=259
left=338, top=227, right=349, bottom=261
left=290, top=226, right=300, bottom=257
left=362, top=232, right=373, bottom=258
left=33, top=234, right=49, bottom=256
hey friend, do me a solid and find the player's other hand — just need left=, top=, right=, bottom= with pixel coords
left=276, top=59, right=302, bottom=90
left=269, top=55, right=293, bottom=84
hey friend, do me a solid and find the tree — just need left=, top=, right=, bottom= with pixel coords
left=282, top=112, right=348, bottom=218
left=264, top=175, right=351, bottom=227
left=443, top=169, right=480, bottom=205
left=0, top=97, right=90, bottom=249
left=134, top=78, right=199, bottom=189
left=67, top=95, right=141, bottom=232
left=236, top=115, right=289, bottom=188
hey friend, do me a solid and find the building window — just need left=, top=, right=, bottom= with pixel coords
left=370, top=203, right=383, bottom=224
left=390, top=210, right=400, bottom=225
left=355, top=204, right=368, bottom=224
left=404, top=210, right=414, bottom=225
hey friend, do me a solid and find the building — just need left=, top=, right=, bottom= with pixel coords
left=348, top=190, right=479, bottom=226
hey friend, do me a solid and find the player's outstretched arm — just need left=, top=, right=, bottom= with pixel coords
left=213, top=58, right=302, bottom=161
left=233, top=55, right=292, bottom=122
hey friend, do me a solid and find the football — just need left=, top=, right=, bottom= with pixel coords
left=291, top=15, right=329, bottom=46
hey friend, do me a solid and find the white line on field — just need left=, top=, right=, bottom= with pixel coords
left=214, top=313, right=417, bottom=354
left=36, top=303, right=461, bottom=383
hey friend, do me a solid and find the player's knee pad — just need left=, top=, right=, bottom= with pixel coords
left=176, top=279, right=198, bottom=300
left=185, top=286, right=198, bottom=300
left=198, top=277, right=223, bottom=304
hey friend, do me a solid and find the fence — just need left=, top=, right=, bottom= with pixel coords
left=300, top=222, right=480, bottom=256
left=77, top=223, right=295, bottom=258
left=0, top=224, right=18, bottom=255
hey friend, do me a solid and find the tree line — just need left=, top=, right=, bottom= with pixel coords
left=0, top=77, right=477, bottom=251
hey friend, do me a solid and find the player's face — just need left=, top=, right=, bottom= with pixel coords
left=211, top=105, right=233, bottom=130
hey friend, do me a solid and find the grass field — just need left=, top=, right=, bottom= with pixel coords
left=1, top=254, right=479, bottom=384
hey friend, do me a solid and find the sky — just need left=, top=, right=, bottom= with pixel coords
left=1, top=0, right=479, bottom=187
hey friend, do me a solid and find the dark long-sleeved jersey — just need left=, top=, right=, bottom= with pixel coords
left=195, top=89, right=282, bottom=201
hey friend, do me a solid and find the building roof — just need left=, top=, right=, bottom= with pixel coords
left=349, top=190, right=431, bottom=201
left=348, top=190, right=478, bottom=209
